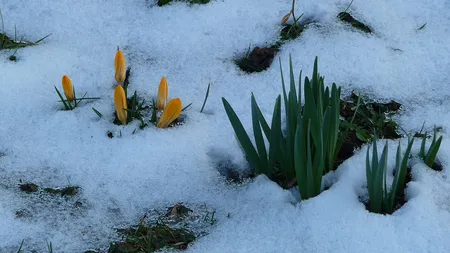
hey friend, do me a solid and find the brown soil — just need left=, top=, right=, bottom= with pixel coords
left=236, top=46, right=278, bottom=73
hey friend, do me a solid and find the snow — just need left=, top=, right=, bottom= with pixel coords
left=1, top=0, right=450, bottom=252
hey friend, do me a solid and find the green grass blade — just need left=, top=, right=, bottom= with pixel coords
left=47, top=241, right=53, bottom=253
left=390, top=137, right=414, bottom=211
left=326, top=84, right=341, bottom=172
left=92, top=107, right=103, bottom=118
left=298, top=70, right=302, bottom=113
left=75, top=92, right=89, bottom=106
left=288, top=55, right=298, bottom=112
left=322, top=108, right=331, bottom=172
left=305, top=120, right=314, bottom=199
left=417, top=23, right=427, bottom=31
left=182, top=103, right=192, bottom=112
left=419, top=133, right=426, bottom=158
left=251, top=94, right=268, bottom=174
left=222, top=97, right=261, bottom=173
left=294, top=117, right=308, bottom=198
left=371, top=142, right=388, bottom=213
left=16, top=239, right=24, bottom=253
left=252, top=95, right=271, bottom=139
left=425, top=135, right=442, bottom=167
left=371, top=136, right=379, bottom=175
left=366, top=143, right=373, bottom=205
left=200, top=83, right=211, bottom=113
left=34, top=33, right=51, bottom=44
left=379, top=143, right=389, bottom=213
left=54, top=86, right=71, bottom=110
left=268, top=96, right=282, bottom=178
left=389, top=142, right=402, bottom=212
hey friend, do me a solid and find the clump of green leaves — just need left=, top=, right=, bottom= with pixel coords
left=158, top=0, right=210, bottom=6
left=223, top=56, right=341, bottom=200
left=280, top=0, right=305, bottom=41
left=419, top=128, right=442, bottom=169
left=339, top=92, right=401, bottom=143
left=366, top=137, right=414, bottom=214
left=93, top=68, right=150, bottom=129
left=113, top=90, right=149, bottom=129
left=0, top=9, right=51, bottom=51
left=109, top=223, right=195, bottom=252
left=337, top=1, right=372, bottom=33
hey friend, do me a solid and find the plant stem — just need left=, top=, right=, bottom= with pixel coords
left=291, top=0, right=297, bottom=23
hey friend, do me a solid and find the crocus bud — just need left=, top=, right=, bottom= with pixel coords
left=114, top=49, right=127, bottom=84
left=157, top=77, right=168, bottom=110
left=281, top=12, right=291, bottom=25
left=62, top=75, right=74, bottom=102
left=114, top=85, right=128, bottom=125
left=157, top=98, right=182, bottom=128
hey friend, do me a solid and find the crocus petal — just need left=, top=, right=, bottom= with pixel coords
left=62, top=75, right=74, bottom=101
left=157, top=98, right=182, bottom=128
left=157, top=77, right=169, bottom=110
left=281, top=12, right=291, bottom=25
left=114, top=85, right=128, bottom=125
left=114, top=49, right=127, bottom=84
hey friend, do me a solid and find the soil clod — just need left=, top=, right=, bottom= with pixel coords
left=19, top=183, right=39, bottom=193
left=338, top=12, right=372, bottom=33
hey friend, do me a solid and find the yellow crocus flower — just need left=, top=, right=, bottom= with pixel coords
left=157, top=98, right=182, bottom=128
left=62, top=75, right=74, bottom=102
left=114, top=49, right=127, bottom=84
left=157, top=77, right=168, bottom=110
left=114, top=85, right=128, bottom=125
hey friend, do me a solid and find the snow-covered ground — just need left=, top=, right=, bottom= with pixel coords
left=1, top=0, right=450, bottom=252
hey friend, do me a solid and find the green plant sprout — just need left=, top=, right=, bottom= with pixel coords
left=366, top=136, right=414, bottom=214
left=200, top=83, right=211, bottom=113
left=223, top=56, right=341, bottom=200
left=417, top=23, right=427, bottom=31
left=418, top=127, right=442, bottom=168
left=280, top=0, right=305, bottom=41
left=55, top=87, right=100, bottom=111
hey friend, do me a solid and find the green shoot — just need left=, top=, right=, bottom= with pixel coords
left=223, top=56, right=341, bottom=199
left=200, top=83, right=211, bottom=113
left=92, top=107, right=103, bottom=118
left=47, top=241, right=53, bottom=253
left=16, top=239, right=25, bottom=253
left=417, top=23, right=427, bottom=31
left=418, top=128, right=442, bottom=168
left=182, top=103, right=192, bottom=112
left=55, top=86, right=100, bottom=111
left=366, top=137, right=414, bottom=214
